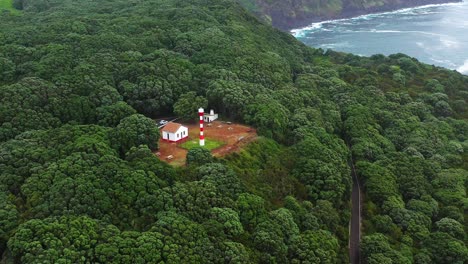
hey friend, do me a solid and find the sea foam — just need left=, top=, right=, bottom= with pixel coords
left=291, top=1, right=464, bottom=36
left=291, top=21, right=327, bottom=37
left=456, top=60, right=468, bottom=74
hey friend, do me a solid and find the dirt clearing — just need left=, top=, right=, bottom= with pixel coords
left=154, top=121, right=257, bottom=166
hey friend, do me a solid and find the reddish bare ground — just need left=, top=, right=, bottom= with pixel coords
left=154, top=121, right=257, bottom=166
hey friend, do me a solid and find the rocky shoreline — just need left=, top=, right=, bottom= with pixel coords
left=258, top=0, right=463, bottom=31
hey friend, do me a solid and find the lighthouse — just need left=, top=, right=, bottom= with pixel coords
left=198, top=108, right=205, bottom=146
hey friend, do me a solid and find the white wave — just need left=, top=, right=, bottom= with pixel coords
left=385, top=2, right=463, bottom=15
left=416, top=42, right=425, bottom=48
left=389, top=30, right=447, bottom=38
left=341, top=29, right=446, bottom=38
left=320, top=41, right=352, bottom=49
left=442, top=18, right=468, bottom=28
left=291, top=1, right=465, bottom=36
left=291, top=22, right=327, bottom=37
left=456, top=60, right=468, bottom=74
left=370, top=29, right=402, bottom=33
left=440, top=37, right=460, bottom=48
left=430, top=57, right=457, bottom=67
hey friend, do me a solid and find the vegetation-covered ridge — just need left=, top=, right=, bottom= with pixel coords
left=0, top=0, right=467, bottom=263
left=0, top=0, right=18, bottom=14
left=237, top=0, right=462, bottom=30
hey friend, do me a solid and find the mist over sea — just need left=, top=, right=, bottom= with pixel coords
left=292, top=1, right=468, bottom=74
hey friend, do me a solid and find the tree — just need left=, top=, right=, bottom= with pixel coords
left=151, top=211, right=216, bottom=263
left=236, top=193, right=267, bottom=230
left=270, top=208, right=299, bottom=243
left=243, top=95, right=290, bottom=141
left=310, top=200, right=341, bottom=233
left=289, top=230, right=339, bottom=264
left=0, top=57, right=15, bottom=82
left=424, top=232, right=468, bottom=264
left=425, top=79, right=445, bottom=93
left=406, top=198, right=438, bottom=219
left=186, top=147, right=213, bottom=166
left=197, top=163, right=243, bottom=200
left=8, top=216, right=118, bottom=263
left=170, top=181, right=230, bottom=222
left=0, top=77, right=63, bottom=141
left=361, top=233, right=411, bottom=264
left=357, top=162, right=398, bottom=205
left=173, top=91, right=208, bottom=120
left=114, top=114, right=160, bottom=155
left=89, top=85, right=122, bottom=107
left=209, top=207, right=244, bottom=237
left=435, top=218, right=465, bottom=240
left=292, top=133, right=350, bottom=206
left=0, top=191, right=19, bottom=252
left=222, top=242, right=250, bottom=264
left=397, top=57, right=420, bottom=74
left=95, top=231, right=165, bottom=263
left=367, top=253, right=393, bottom=264
left=432, top=169, right=467, bottom=207
left=371, top=215, right=399, bottom=236
left=96, top=102, right=137, bottom=127
left=207, top=79, right=253, bottom=119
left=253, top=220, right=288, bottom=263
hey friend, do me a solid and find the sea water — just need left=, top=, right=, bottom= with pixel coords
left=292, top=1, right=468, bottom=74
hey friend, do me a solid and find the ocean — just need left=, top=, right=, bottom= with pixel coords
left=292, top=1, right=468, bottom=74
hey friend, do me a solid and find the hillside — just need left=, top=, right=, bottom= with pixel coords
left=237, top=0, right=462, bottom=30
left=0, top=0, right=18, bottom=13
left=0, top=0, right=467, bottom=263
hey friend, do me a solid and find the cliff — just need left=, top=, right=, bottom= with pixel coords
left=237, top=0, right=462, bottom=31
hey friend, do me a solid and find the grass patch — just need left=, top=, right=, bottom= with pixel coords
left=0, top=0, right=19, bottom=14
left=0, top=0, right=12, bottom=9
left=180, top=138, right=224, bottom=151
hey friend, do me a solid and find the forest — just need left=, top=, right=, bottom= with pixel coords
left=0, top=0, right=467, bottom=263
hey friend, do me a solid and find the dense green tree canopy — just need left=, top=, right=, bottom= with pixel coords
left=174, top=91, right=208, bottom=120
left=114, top=114, right=160, bottom=155
left=0, top=0, right=466, bottom=263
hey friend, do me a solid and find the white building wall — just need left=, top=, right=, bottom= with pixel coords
left=176, top=126, right=188, bottom=140
left=162, top=126, right=188, bottom=142
left=204, top=114, right=218, bottom=123
left=162, top=131, right=176, bottom=141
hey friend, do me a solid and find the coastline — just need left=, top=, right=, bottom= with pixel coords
left=274, top=0, right=462, bottom=31
left=290, top=1, right=463, bottom=36
left=289, top=0, right=468, bottom=75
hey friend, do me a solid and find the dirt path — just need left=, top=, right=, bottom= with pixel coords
left=155, top=121, right=257, bottom=165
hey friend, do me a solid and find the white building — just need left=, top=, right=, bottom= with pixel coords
left=203, top=109, right=218, bottom=123
left=161, top=122, right=188, bottom=142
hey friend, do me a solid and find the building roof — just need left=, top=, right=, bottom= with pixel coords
left=162, top=122, right=184, bottom=133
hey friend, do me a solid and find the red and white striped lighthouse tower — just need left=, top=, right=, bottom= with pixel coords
left=198, top=108, right=205, bottom=146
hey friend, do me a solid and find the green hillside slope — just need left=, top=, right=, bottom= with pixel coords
left=0, top=0, right=467, bottom=263
left=238, top=0, right=462, bottom=30
left=0, top=0, right=18, bottom=13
